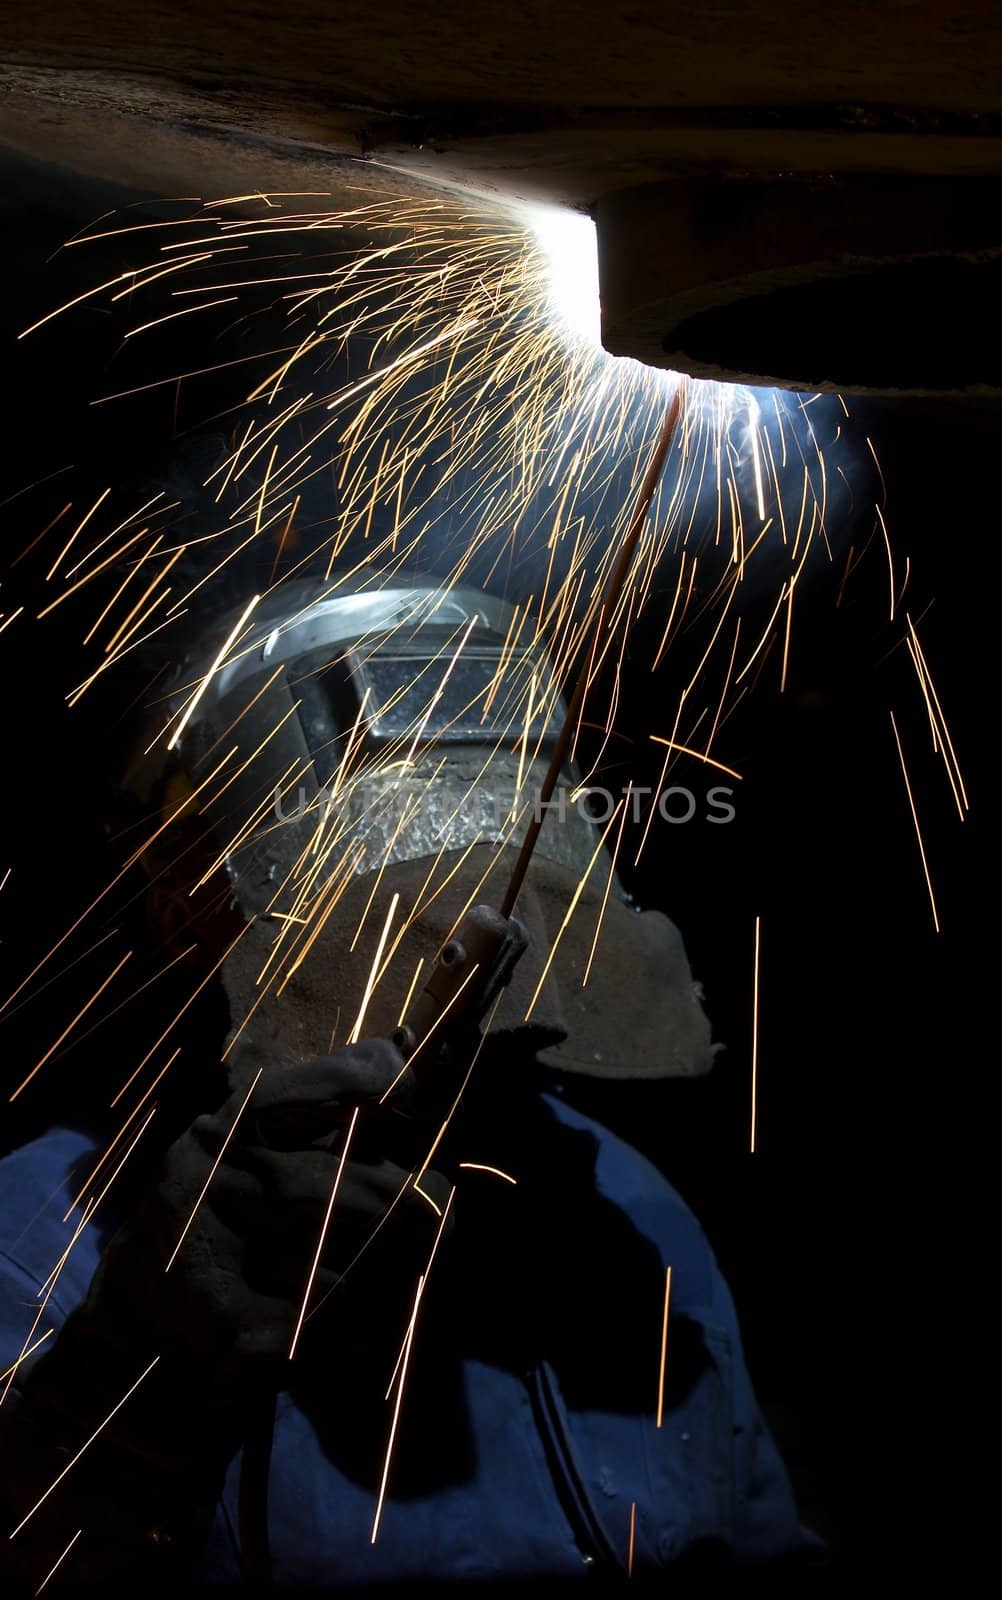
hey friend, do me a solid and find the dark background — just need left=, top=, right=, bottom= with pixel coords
left=0, top=148, right=989, bottom=1575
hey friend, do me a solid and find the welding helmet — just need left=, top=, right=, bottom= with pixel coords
left=121, top=580, right=714, bottom=1080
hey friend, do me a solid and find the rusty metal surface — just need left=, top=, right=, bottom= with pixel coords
left=3, top=3, right=1002, bottom=205
left=4, top=3, right=1001, bottom=392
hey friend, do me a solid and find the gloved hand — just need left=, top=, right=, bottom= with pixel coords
left=2, top=1039, right=452, bottom=1585
left=75, top=1036, right=452, bottom=1373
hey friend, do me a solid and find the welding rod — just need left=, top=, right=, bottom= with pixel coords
left=499, top=379, right=688, bottom=920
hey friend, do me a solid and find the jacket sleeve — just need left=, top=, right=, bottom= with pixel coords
left=1, top=1306, right=232, bottom=1592
left=0, top=1144, right=224, bottom=1593
left=550, top=1095, right=827, bottom=1572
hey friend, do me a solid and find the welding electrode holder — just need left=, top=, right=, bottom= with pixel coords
left=324, top=905, right=528, bottom=1161
left=391, top=904, right=528, bottom=1079
left=244, top=906, right=526, bottom=1161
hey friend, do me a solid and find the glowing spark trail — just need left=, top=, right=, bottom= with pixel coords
left=166, top=592, right=261, bottom=750
left=583, top=785, right=631, bottom=989
left=656, top=1266, right=672, bottom=1429
left=524, top=799, right=625, bottom=1019
left=905, top=614, right=968, bottom=819
left=649, top=736, right=743, bottom=782
left=889, top=710, right=941, bottom=933
left=45, top=488, right=111, bottom=582
left=8, top=1358, right=160, bottom=1539
left=372, top=1274, right=424, bottom=1546
left=371, top=1187, right=456, bottom=1545
left=289, top=1105, right=361, bottom=1359
left=458, top=1162, right=517, bottom=1185
left=165, top=1069, right=262, bottom=1271
left=67, top=1048, right=181, bottom=1219
left=347, top=893, right=400, bottom=1044
left=9, top=952, right=133, bottom=1103
left=0, top=1331, right=53, bottom=1386
left=33, top=1527, right=83, bottom=1595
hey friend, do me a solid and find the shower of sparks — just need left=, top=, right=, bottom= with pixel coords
left=656, top=1265, right=672, bottom=1429
left=16, top=192, right=846, bottom=761
left=0, top=181, right=959, bottom=1519
left=0, top=182, right=874, bottom=1127
left=751, top=916, right=761, bottom=1154
left=0, top=197, right=934, bottom=1088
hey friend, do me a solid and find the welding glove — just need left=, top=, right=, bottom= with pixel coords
left=1, top=1039, right=451, bottom=1585
left=66, top=1037, right=450, bottom=1369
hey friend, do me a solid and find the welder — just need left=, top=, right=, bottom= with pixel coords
left=0, top=580, right=821, bottom=1589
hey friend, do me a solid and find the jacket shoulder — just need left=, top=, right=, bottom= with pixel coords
left=0, top=1127, right=102, bottom=1318
left=543, top=1093, right=722, bottom=1315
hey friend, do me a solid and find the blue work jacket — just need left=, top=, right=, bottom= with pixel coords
left=0, top=1096, right=819, bottom=1584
